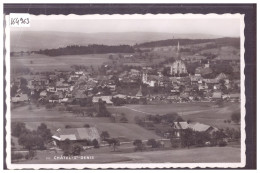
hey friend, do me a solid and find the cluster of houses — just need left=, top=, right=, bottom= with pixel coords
left=11, top=63, right=240, bottom=105
left=11, top=43, right=240, bottom=106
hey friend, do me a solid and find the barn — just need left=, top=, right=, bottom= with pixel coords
left=52, top=127, right=101, bottom=146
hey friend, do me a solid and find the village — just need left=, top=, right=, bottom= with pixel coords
left=10, top=42, right=241, bottom=163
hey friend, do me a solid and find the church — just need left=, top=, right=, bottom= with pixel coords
left=170, top=42, right=187, bottom=76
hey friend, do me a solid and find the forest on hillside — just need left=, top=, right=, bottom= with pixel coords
left=136, top=37, right=240, bottom=49
left=34, top=44, right=135, bottom=57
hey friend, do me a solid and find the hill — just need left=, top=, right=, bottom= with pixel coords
left=136, top=37, right=240, bottom=49
left=10, top=31, right=222, bottom=52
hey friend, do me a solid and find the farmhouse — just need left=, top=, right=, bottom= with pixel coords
left=229, top=93, right=240, bottom=102
left=212, top=91, right=222, bottom=100
left=52, top=127, right=101, bottom=145
left=92, top=96, right=113, bottom=105
left=172, top=121, right=218, bottom=137
left=11, top=94, right=29, bottom=103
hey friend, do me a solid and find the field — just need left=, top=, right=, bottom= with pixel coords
left=11, top=54, right=111, bottom=72
left=11, top=105, right=161, bottom=141
left=108, top=102, right=240, bottom=130
left=11, top=102, right=241, bottom=164
left=11, top=101, right=240, bottom=144
left=14, top=146, right=240, bottom=164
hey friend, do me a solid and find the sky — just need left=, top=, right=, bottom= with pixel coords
left=10, top=14, right=242, bottom=37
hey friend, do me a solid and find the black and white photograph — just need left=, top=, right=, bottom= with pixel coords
left=3, top=4, right=256, bottom=169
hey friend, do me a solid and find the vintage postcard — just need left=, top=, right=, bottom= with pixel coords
left=4, top=13, right=246, bottom=169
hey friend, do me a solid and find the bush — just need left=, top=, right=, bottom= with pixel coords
left=100, top=131, right=110, bottom=141
left=120, top=116, right=128, bottom=123
left=170, top=138, right=180, bottom=148
left=11, top=122, right=28, bottom=137
left=92, top=139, right=99, bottom=148
left=63, top=150, right=70, bottom=156
left=146, top=139, right=159, bottom=148
left=71, top=144, right=82, bottom=156
left=218, top=140, right=227, bottom=147
left=25, top=150, right=36, bottom=160
left=133, top=139, right=145, bottom=151
left=231, top=112, right=240, bottom=124
left=84, top=124, right=90, bottom=128
left=45, top=103, right=54, bottom=109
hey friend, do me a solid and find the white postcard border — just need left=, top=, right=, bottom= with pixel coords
left=5, top=13, right=246, bottom=169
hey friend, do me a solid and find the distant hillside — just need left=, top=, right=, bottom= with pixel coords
left=136, top=37, right=240, bottom=49
left=10, top=31, right=222, bottom=52
left=34, top=45, right=134, bottom=57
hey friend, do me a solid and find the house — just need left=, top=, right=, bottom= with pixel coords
left=47, top=85, right=56, bottom=93
left=48, top=94, right=59, bottom=103
left=40, top=90, right=48, bottom=97
left=212, top=91, right=222, bottom=100
left=11, top=94, right=29, bottom=103
left=195, top=66, right=213, bottom=76
left=52, top=127, right=101, bottom=146
left=172, top=121, right=218, bottom=137
left=229, top=93, right=240, bottom=102
left=215, top=73, right=228, bottom=81
left=130, top=69, right=140, bottom=76
left=113, top=94, right=127, bottom=99
left=27, top=75, right=49, bottom=89
left=73, top=90, right=87, bottom=100
left=92, top=96, right=113, bottom=105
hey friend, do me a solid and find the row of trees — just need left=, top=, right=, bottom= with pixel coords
left=36, top=44, right=135, bottom=56
left=137, top=38, right=240, bottom=49
left=11, top=122, right=52, bottom=161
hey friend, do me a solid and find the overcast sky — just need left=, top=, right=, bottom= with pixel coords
left=10, top=15, right=242, bottom=37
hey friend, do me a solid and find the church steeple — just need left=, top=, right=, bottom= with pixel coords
left=176, top=41, right=180, bottom=60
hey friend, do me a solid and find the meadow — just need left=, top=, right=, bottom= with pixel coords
left=14, top=146, right=240, bottom=164
left=11, top=101, right=240, bottom=144
left=11, top=104, right=160, bottom=141
left=108, top=102, right=240, bottom=130
left=10, top=54, right=111, bottom=72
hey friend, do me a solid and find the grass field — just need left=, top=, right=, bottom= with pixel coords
left=11, top=105, right=161, bottom=141
left=14, top=146, right=240, bottom=164
left=11, top=54, right=110, bottom=72
left=108, top=102, right=240, bottom=129
left=11, top=101, right=240, bottom=146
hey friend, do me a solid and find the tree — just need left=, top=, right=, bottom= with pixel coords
left=194, top=131, right=211, bottom=147
left=65, top=125, right=72, bottom=128
left=146, top=139, right=159, bottom=148
left=231, top=112, right=240, bottom=124
left=120, top=116, right=128, bottom=123
left=106, top=138, right=120, bottom=151
left=84, top=124, right=90, bottom=128
left=97, top=99, right=111, bottom=117
left=11, top=85, right=18, bottom=97
left=92, top=139, right=99, bottom=148
left=133, top=139, right=145, bottom=151
left=216, top=99, right=224, bottom=107
left=36, top=123, right=52, bottom=142
left=100, top=131, right=110, bottom=141
left=11, top=122, right=28, bottom=137
left=18, top=131, right=45, bottom=151
left=60, top=139, right=71, bottom=153
left=211, top=129, right=227, bottom=146
left=180, top=128, right=194, bottom=148
left=71, top=144, right=82, bottom=156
